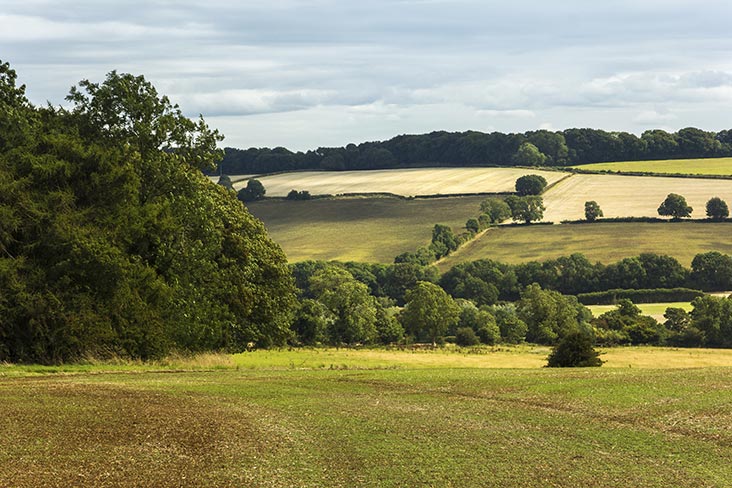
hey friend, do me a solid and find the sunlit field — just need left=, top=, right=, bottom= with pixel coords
left=572, top=157, right=732, bottom=176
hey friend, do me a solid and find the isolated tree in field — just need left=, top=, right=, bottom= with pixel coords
left=546, top=331, right=603, bottom=367
left=706, top=197, right=729, bottom=220
left=515, top=174, right=548, bottom=196
left=584, top=201, right=603, bottom=222
left=513, top=142, right=548, bottom=166
left=479, top=197, right=512, bottom=224
left=238, top=179, right=266, bottom=202
left=400, top=281, right=460, bottom=344
left=505, top=195, right=545, bottom=224
left=657, top=193, right=692, bottom=219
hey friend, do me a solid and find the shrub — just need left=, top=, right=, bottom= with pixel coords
left=546, top=331, right=603, bottom=367
left=706, top=196, right=729, bottom=220
left=237, top=179, right=266, bottom=202
left=455, top=327, right=480, bottom=346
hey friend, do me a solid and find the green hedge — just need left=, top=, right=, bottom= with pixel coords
left=577, top=288, right=704, bottom=305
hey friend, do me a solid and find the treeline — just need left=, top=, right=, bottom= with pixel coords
left=0, top=63, right=296, bottom=364
left=217, top=127, right=732, bottom=174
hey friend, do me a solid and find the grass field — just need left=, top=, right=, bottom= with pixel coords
left=587, top=302, right=694, bottom=322
left=241, top=167, right=569, bottom=197
left=248, top=195, right=485, bottom=263
left=572, top=157, right=732, bottom=176
left=3, top=347, right=732, bottom=487
left=438, top=221, right=732, bottom=271
left=542, top=173, right=732, bottom=222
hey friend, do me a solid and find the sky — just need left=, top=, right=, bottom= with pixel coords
left=4, top=0, right=732, bottom=151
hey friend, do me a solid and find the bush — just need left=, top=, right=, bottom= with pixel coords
left=577, top=288, right=704, bottom=305
left=706, top=197, right=729, bottom=220
left=455, top=327, right=480, bottom=346
left=546, top=332, right=603, bottom=367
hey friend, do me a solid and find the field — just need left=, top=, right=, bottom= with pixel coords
left=437, top=221, right=732, bottom=270
left=4, top=347, right=732, bottom=487
left=572, top=157, right=732, bottom=176
left=248, top=196, right=485, bottom=263
left=239, top=167, right=569, bottom=197
left=541, top=173, right=732, bottom=222
left=587, top=302, right=694, bottom=321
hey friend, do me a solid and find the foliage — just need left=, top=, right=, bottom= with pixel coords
left=546, top=331, right=603, bottom=367
left=705, top=197, right=729, bottom=220
left=577, top=288, right=703, bottom=305
left=479, top=197, right=512, bottom=224
left=505, top=195, right=545, bottom=223
left=465, top=218, right=480, bottom=233
left=591, top=299, right=665, bottom=345
left=430, top=224, right=459, bottom=258
left=0, top=62, right=296, bottom=363
left=400, top=281, right=460, bottom=343
left=455, top=327, right=480, bottom=346
left=238, top=179, right=266, bottom=202
left=512, top=142, right=547, bottom=166
left=690, top=251, right=732, bottom=290
left=657, top=193, right=692, bottom=219
left=515, top=174, right=548, bottom=196
left=217, top=174, right=234, bottom=190
left=286, top=189, right=312, bottom=200
left=584, top=200, right=603, bottom=221
left=517, top=284, right=590, bottom=344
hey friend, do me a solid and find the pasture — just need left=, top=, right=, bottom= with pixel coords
left=587, top=302, right=694, bottom=322
left=541, top=173, right=732, bottom=222
left=240, top=167, right=569, bottom=197
left=3, top=347, right=732, bottom=487
left=437, top=221, right=732, bottom=270
left=572, top=157, right=732, bottom=176
left=248, top=195, right=484, bottom=263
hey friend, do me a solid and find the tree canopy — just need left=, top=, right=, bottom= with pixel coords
left=0, top=62, right=296, bottom=363
left=658, top=193, right=693, bottom=219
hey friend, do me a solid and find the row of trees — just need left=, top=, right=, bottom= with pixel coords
left=216, top=127, right=732, bottom=174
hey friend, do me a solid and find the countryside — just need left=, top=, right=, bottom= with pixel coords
left=5, top=2, right=732, bottom=487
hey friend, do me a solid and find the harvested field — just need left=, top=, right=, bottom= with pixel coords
left=542, top=173, right=732, bottom=222
left=248, top=195, right=485, bottom=263
left=587, top=302, right=694, bottom=322
left=242, top=167, right=569, bottom=196
left=573, top=157, right=732, bottom=176
left=437, top=221, right=732, bottom=270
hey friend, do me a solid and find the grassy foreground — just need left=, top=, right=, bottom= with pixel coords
left=3, top=347, right=732, bottom=487
left=572, top=157, right=732, bottom=176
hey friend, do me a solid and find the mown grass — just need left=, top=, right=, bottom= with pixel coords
left=438, top=221, right=732, bottom=271
left=572, top=157, right=732, bottom=176
left=248, top=195, right=485, bottom=263
left=3, top=348, right=732, bottom=487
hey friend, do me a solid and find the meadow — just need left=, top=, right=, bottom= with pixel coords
left=248, top=195, right=485, bottom=263
left=572, top=157, right=732, bottom=176
left=587, top=302, right=694, bottom=322
left=240, top=167, right=569, bottom=197
left=437, top=221, right=732, bottom=270
left=3, top=347, right=732, bottom=487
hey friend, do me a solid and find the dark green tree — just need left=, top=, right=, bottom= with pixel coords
left=584, top=201, right=603, bottom=222
left=546, top=332, right=603, bottom=367
left=658, top=193, right=692, bottom=219
left=512, top=142, right=547, bottom=166
left=217, top=174, right=234, bottom=190
left=515, top=174, right=548, bottom=195
left=706, top=197, right=729, bottom=220
left=400, top=281, right=460, bottom=344
left=479, top=197, right=512, bottom=224
left=505, top=195, right=545, bottom=223
left=238, top=179, right=266, bottom=202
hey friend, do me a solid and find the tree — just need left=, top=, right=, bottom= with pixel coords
left=479, top=198, right=512, bottom=224
left=400, top=281, right=460, bottom=344
left=238, top=179, right=266, bottom=202
left=455, top=327, right=480, bottom=346
left=584, top=201, right=603, bottom=222
left=465, top=218, right=480, bottom=233
left=512, top=142, right=547, bottom=166
left=658, top=193, right=692, bottom=219
left=431, top=224, right=459, bottom=258
left=515, top=174, right=548, bottom=196
left=546, top=332, right=603, bottom=367
left=517, top=283, right=590, bottom=344
left=706, top=197, right=729, bottom=220
left=217, top=174, right=234, bottom=191
left=690, top=251, right=732, bottom=290
left=505, top=195, right=545, bottom=224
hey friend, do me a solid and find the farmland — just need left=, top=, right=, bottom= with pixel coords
left=541, top=173, right=732, bottom=222
left=239, top=167, right=569, bottom=197
left=3, top=348, right=732, bottom=487
left=437, top=221, right=732, bottom=270
left=572, top=157, right=732, bottom=176
left=587, top=302, right=694, bottom=322
left=248, top=195, right=484, bottom=263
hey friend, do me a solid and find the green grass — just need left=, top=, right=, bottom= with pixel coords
left=248, top=195, right=485, bottom=263
left=438, top=221, right=732, bottom=271
left=572, top=157, right=732, bottom=176
left=3, top=348, right=732, bottom=487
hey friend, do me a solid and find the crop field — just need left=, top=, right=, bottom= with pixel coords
left=248, top=195, right=485, bottom=263
left=437, top=221, right=732, bottom=270
left=542, top=173, right=732, bottom=222
left=3, top=347, right=732, bottom=487
left=587, top=302, right=694, bottom=322
left=238, top=167, right=569, bottom=197
left=572, top=157, right=732, bottom=176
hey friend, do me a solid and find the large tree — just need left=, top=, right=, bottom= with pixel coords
left=505, top=195, right=545, bottom=223
left=706, top=197, right=729, bottom=220
left=399, top=281, right=460, bottom=344
left=658, top=193, right=693, bottom=219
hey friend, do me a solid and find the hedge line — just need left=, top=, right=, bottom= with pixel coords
left=577, top=288, right=705, bottom=305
